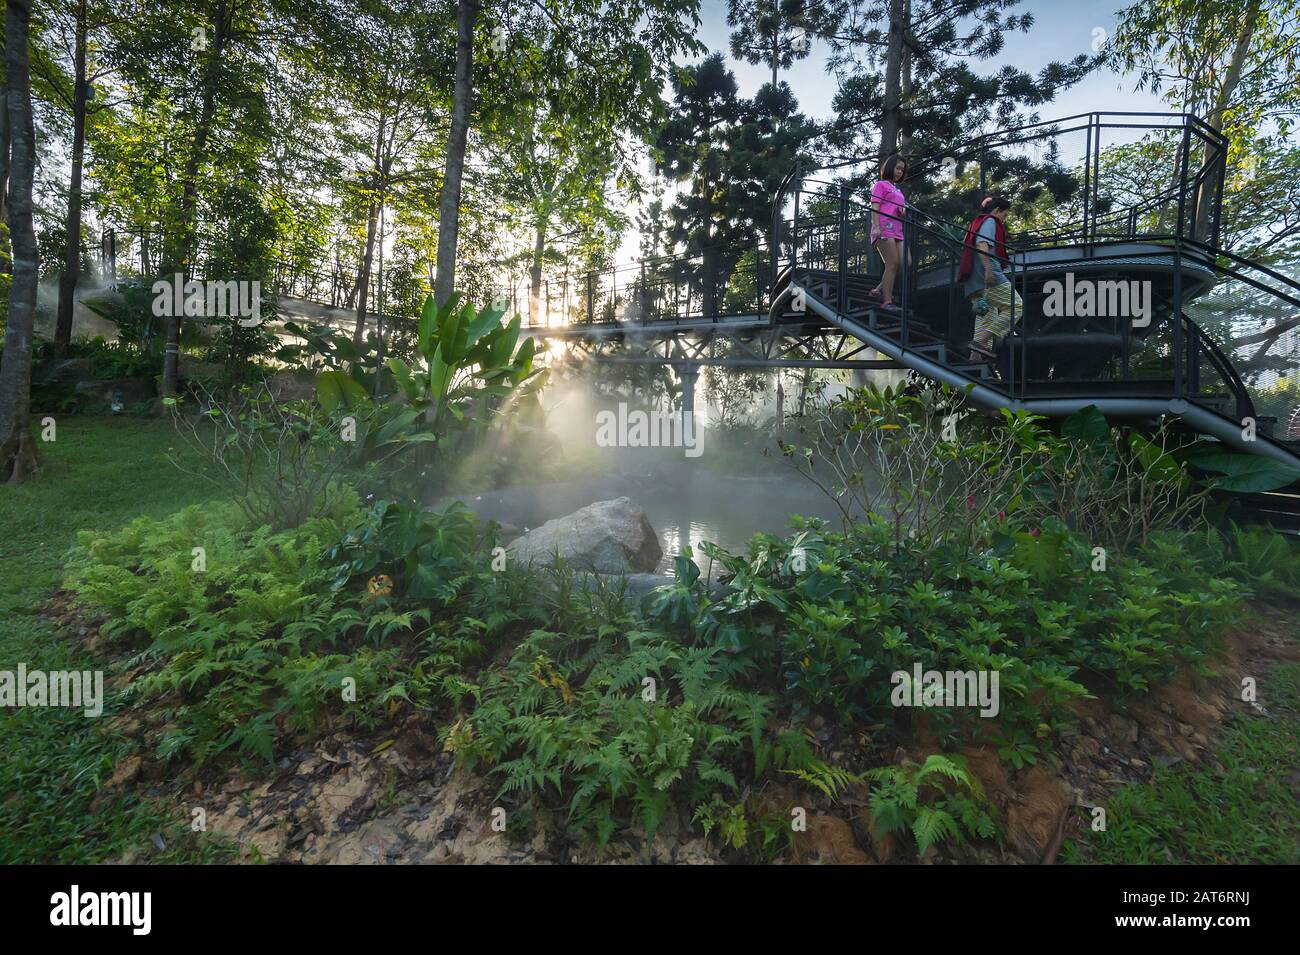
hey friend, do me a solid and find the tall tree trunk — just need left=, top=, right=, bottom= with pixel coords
left=528, top=217, right=546, bottom=324
left=352, top=198, right=378, bottom=347
left=352, top=115, right=387, bottom=348
left=879, top=0, right=904, bottom=159
left=1195, top=0, right=1259, bottom=240
left=1207, top=0, right=1258, bottom=135
left=0, top=0, right=40, bottom=483
left=0, top=68, right=9, bottom=269
left=434, top=0, right=479, bottom=306
left=160, top=1, right=229, bottom=398
left=55, top=0, right=89, bottom=357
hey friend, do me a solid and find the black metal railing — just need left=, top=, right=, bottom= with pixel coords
left=771, top=164, right=1300, bottom=442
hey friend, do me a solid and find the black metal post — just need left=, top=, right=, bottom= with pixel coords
left=946, top=246, right=956, bottom=348
left=837, top=188, right=848, bottom=315
left=1013, top=254, right=1024, bottom=399
left=1082, top=117, right=1092, bottom=245
left=1172, top=123, right=1191, bottom=397
left=791, top=159, right=802, bottom=279
left=1090, top=114, right=1102, bottom=246
left=1212, top=134, right=1227, bottom=248
left=900, top=222, right=911, bottom=351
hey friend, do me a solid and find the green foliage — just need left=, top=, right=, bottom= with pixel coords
left=645, top=515, right=1243, bottom=742
left=783, top=760, right=864, bottom=801
left=65, top=336, right=158, bottom=379
left=692, top=793, right=795, bottom=861
left=200, top=299, right=282, bottom=383
left=63, top=499, right=395, bottom=765
left=327, top=498, right=486, bottom=602
left=80, top=280, right=173, bottom=364
left=780, top=383, right=1050, bottom=553
left=1011, top=404, right=1210, bottom=552
left=396, top=292, right=542, bottom=431
left=61, top=484, right=537, bottom=771
left=1181, top=444, right=1300, bottom=493
left=166, top=381, right=375, bottom=531
left=444, top=593, right=773, bottom=850
left=656, top=53, right=816, bottom=313
left=1220, top=521, right=1300, bottom=599
left=865, top=754, right=999, bottom=858
left=307, top=294, right=546, bottom=494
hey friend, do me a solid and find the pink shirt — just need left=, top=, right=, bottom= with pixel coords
left=870, top=179, right=906, bottom=240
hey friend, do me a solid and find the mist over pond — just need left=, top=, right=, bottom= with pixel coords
left=447, top=454, right=846, bottom=576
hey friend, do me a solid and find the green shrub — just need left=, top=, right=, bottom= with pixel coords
left=1223, top=522, right=1300, bottom=600
left=64, top=492, right=548, bottom=767
left=645, top=515, right=1243, bottom=748
left=64, top=496, right=401, bottom=763
left=165, top=383, right=366, bottom=531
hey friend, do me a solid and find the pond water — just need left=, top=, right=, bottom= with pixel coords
left=449, top=462, right=848, bottom=575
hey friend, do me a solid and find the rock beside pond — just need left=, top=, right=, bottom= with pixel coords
left=507, top=497, right=663, bottom=574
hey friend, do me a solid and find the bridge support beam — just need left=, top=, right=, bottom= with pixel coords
left=679, top=363, right=700, bottom=439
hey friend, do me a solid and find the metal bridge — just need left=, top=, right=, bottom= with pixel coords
left=96, top=112, right=1300, bottom=525
left=516, top=113, right=1300, bottom=482
left=507, top=113, right=1300, bottom=526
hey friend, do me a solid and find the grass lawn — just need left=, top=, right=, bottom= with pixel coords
left=0, top=416, right=230, bottom=863
left=1064, top=660, right=1300, bottom=865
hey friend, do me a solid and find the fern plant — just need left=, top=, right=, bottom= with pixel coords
left=865, top=754, right=998, bottom=859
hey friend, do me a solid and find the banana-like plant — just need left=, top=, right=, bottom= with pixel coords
left=314, top=293, right=545, bottom=476
left=386, top=292, right=541, bottom=428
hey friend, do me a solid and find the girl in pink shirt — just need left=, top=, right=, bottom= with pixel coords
left=869, top=154, right=908, bottom=308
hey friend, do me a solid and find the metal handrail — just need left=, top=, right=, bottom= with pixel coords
left=772, top=112, right=1229, bottom=255
left=774, top=173, right=1295, bottom=429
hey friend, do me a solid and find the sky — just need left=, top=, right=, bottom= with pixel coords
left=691, top=0, right=1167, bottom=121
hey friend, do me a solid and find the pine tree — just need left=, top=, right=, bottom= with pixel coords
left=826, top=0, right=1095, bottom=213
left=727, top=0, right=845, bottom=88
left=656, top=53, right=817, bottom=317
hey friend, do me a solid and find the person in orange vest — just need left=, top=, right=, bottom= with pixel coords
left=958, top=196, right=1021, bottom=364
